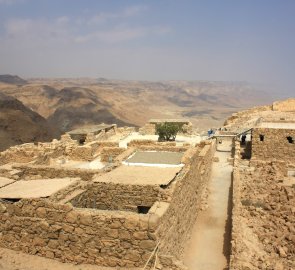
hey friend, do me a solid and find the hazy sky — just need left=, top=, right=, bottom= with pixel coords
left=0, top=0, right=294, bottom=92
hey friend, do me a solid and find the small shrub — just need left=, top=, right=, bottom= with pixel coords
left=155, top=122, right=180, bottom=142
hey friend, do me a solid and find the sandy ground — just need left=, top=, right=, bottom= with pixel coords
left=0, top=248, right=138, bottom=270
left=183, top=151, right=233, bottom=270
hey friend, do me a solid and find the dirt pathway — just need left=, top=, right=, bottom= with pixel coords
left=183, top=151, right=233, bottom=270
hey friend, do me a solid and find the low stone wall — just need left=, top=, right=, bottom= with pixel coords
left=13, top=165, right=101, bottom=181
left=251, top=128, right=295, bottom=164
left=137, top=146, right=188, bottom=153
left=0, top=148, right=41, bottom=165
left=86, top=141, right=119, bottom=157
left=70, top=182, right=160, bottom=212
left=229, top=142, right=243, bottom=269
left=115, top=147, right=136, bottom=162
left=128, top=140, right=176, bottom=147
left=230, top=141, right=295, bottom=270
left=100, top=147, right=127, bottom=162
left=0, top=142, right=215, bottom=269
left=155, top=141, right=215, bottom=259
left=128, top=140, right=188, bottom=152
left=0, top=140, right=97, bottom=165
left=0, top=199, right=156, bottom=267
left=67, top=145, right=93, bottom=161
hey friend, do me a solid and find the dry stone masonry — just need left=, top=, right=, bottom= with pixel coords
left=0, top=123, right=215, bottom=269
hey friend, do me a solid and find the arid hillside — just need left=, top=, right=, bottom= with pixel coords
left=0, top=93, right=57, bottom=151
left=0, top=74, right=27, bottom=85
left=0, top=77, right=277, bottom=134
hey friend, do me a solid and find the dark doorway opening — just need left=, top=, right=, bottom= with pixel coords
left=137, top=206, right=151, bottom=214
left=79, top=138, right=86, bottom=145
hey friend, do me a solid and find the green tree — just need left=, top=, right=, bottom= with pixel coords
left=155, top=122, right=180, bottom=142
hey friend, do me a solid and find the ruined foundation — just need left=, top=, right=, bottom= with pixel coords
left=0, top=132, right=215, bottom=269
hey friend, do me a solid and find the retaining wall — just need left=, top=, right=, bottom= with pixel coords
left=0, top=199, right=155, bottom=267
left=70, top=182, right=160, bottom=212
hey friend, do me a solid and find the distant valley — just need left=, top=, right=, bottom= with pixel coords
left=0, top=75, right=279, bottom=150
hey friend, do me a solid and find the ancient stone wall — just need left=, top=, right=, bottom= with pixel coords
left=230, top=141, right=295, bottom=270
left=155, top=141, right=215, bottom=259
left=67, top=145, right=93, bottom=161
left=0, top=141, right=215, bottom=269
left=14, top=165, right=101, bottom=181
left=0, top=199, right=156, bottom=267
left=128, top=140, right=176, bottom=147
left=70, top=182, right=160, bottom=213
left=86, top=141, right=119, bottom=156
left=115, top=147, right=136, bottom=162
left=0, top=139, right=98, bottom=165
left=100, top=147, right=126, bottom=162
left=251, top=128, right=295, bottom=164
left=128, top=140, right=188, bottom=152
left=0, top=144, right=47, bottom=165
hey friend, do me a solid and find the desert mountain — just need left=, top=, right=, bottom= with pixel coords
left=0, top=74, right=27, bottom=85
left=47, top=86, right=133, bottom=132
left=0, top=93, right=57, bottom=151
left=0, top=78, right=279, bottom=137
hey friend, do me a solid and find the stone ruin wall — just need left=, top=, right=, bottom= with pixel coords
left=128, top=140, right=189, bottom=153
left=128, top=140, right=177, bottom=147
left=0, top=136, right=122, bottom=166
left=86, top=141, right=118, bottom=155
left=0, top=143, right=47, bottom=165
left=100, top=147, right=127, bottom=162
left=230, top=141, right=295, bottom=270
left=13, top=164, right=102, bottom=181
left=0, top=142, right=215, bottom=269
left=230, top=141, right=259, bottom=270
left=70, top=182, right=160, bottom=213
left=115, top=147, right=136, bottom=163
left=251, top=128, right=295, bottom=165
left=223, top=105, right=271, bottom=127
left=0, top=199, right=157, bottom=267
left=155, top=141, right=215, bottom=259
